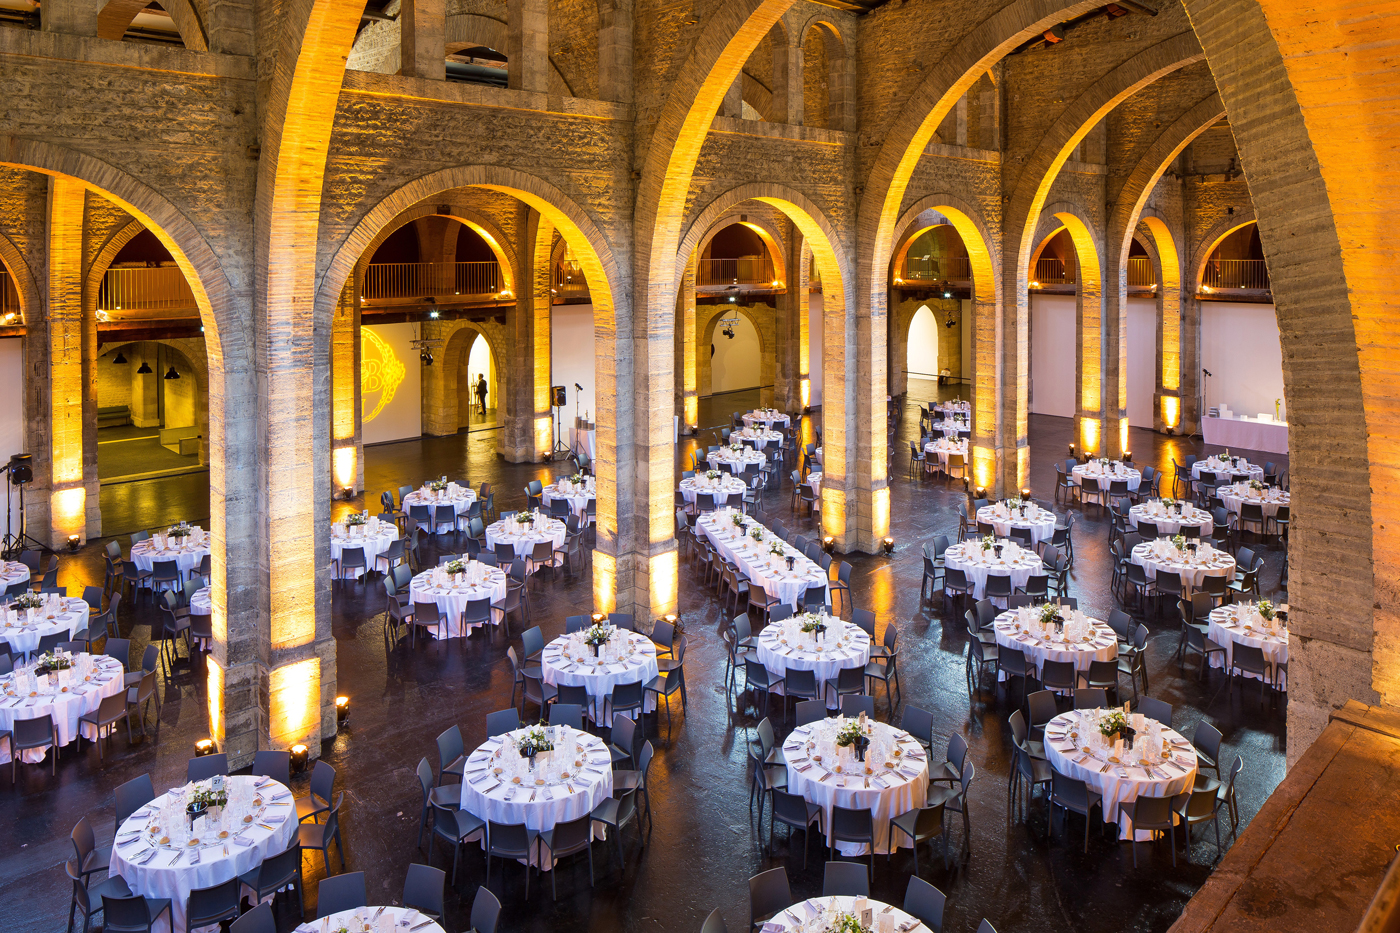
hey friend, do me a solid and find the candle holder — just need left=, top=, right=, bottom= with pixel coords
left=785, top=555, right=796, bottom=571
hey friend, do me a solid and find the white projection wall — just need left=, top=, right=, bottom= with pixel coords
left=1202, top=301, right=1284, bottom=420
left=711, top=312, right=761, bottom=392
left=1029, top=294, right=1076, bottom=418
left=906, top=306, right=940, bottom=378
left=1126, top=298, right=1157, bottom=427
left=0, top=339, right=22, bottom=525
left=361, top=322, right=422, bottom=444
left=551, top=303, right=596, bottom=421
left=808, top=292, right=823, bottom=408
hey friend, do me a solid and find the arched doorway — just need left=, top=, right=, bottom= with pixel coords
left=456, top=331, right=499, bottom=430
left=906, top=305, right=940, bottom=397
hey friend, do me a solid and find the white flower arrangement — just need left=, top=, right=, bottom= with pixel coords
left=514, top=723, right=553, bottom=753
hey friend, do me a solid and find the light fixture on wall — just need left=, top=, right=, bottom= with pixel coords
left=136, top=360, right=153, bottom=374
left=164, top=366, right=180, bottom=380
left=112, top=351, right=127, bottom=364
left=718, top=315, right=739, bottom=339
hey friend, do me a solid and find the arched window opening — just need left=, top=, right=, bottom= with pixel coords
left=801, top=24, right=836, bottom=130
left=698, top=223, right=775, bottom=289
left=709, top=311, right=762, bottom=394
left=897, top=225, right=971, bottom=286
left=1127, top=236, right=1156, bottom=289
left=99, top=228, right=197, bottom=317
left=555, top=242, right=590, bottom=302
left=1030, top=228, right=1076, bottom=288
left=906, top=305, right=942, bottom=393
left=446, top=46, right=508, bottom=87
left=456, top=332, right=500, bottom=430
left=1201, top=222, right=1269, bottom=293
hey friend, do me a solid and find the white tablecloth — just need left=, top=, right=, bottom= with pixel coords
left=461, top=726, right=613, bottom=867
left=806, top=472, right=823, bottom=505
left=111, top=775, right=298, bottom=933
left=409, top=565, right=508, bottom=638
left=131, top=539, right=209, bottom=579
left=707, top=448, right=767, bottom=473
left=783, top=720, right=929, bottom=855
left=934, top=401, right=971, bottom=416
left=0, top=654, right=124, bottom=763
left=1202, top=416, right=1289, bottom=455
left=542, top=480, right=595, bottom=519
left=1131, top=541, right=1236, bottom=593
left=539, top=630, right=658, bottom=722
left=1044, top=710, right=1197, bottom=839
left=732, top=427, right=784, bottom=449
left=330, top=522, right=398, bottom=579
left=742, top=410, right=790, bottom=430
left=992, top=610, right=1117, bottom=680
left=1, top=598, right=89, bottom=655
left=404, top=487, right=477, bottom=534
left=1129, top=502, right=1214, bottom=536
left=1071, top=462, right=1141, bottom=494
left=943, top=541, right=1041, bottom=603
left=1218, top=484, right=1290, bottom=518
left=929, top=420, right=964, bottom=438
left=755, top=616, right=871, bottom=708
left=768, top=897, right=932, bottom=933
left=696, top=511, right=828, bottom=609
left=977, top=503, right=1056, bottom=545
left=1193, top=458, right=1265, bottom=484
left=190, top=587, right=211, bottom=616
left=679, top=475, right=748, bottom=508
left=318, top=906, right=444, bottom=933
left=486, top=517, right=567, bottom=565
left=923, top=438, right=968, bottom=473
left=1207, top=604, right=1288, bottom=688
left=0, top=561, right=30, bottom=592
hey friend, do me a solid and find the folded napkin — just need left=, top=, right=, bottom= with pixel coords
left=137, top=847, right=160, bottom=865
left=189, top=848, right=201, bottom=865
left=271, top=791, right=291, bottom=800
left=232, top=834, right=253, bottom=846
left=264, top=814, right=285, bottom=825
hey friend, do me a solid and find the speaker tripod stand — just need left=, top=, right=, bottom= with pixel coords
left=550, top=404, right=572, bottom=460
left=2, top=468, right=46, bottom=560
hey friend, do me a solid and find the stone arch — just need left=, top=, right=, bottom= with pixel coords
left=97, top=336, right=211, bottom=465
left=693, top=215, right=788, bottom=289
left=698, top=302, right=771, bottom=397
left=445, top=14, right=508, bottom=53
left=84, top=219, right=149, bottom=315
left=1189, top=215, right=1258, bottom=292
left=96, top=0, right=209, bottom=50
left=0, top=228, right=39, bottom=325
left=351, top=202, right=518, bottom=296
left=428, top=320, right=510, bottom=434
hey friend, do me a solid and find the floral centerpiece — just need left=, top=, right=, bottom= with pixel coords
left=1038, top=603, right=1063, bottom=627
left=1171, top=534, right=1187, bottom=552
left=168, top=522, right=192, bottom=539
left=35, top=650, right=72, bottom=674
left=731, top=512, right=745, bottom=528
left=729, top=443, right=743, bottom=453
left=1249, top=479, right=1265, bottom=492
left=582, top=623, right=611, bottom=656
left=428, top=479, right=448, bottom=492
left=1257, top=599, right=1275, bottom=622
left=444, top=559, right=466, bottom=575
left=1098, top=709, right=1128, bottom=740
left=798, top=612, right=825, bottom=633
left=980, top=534, right=995, bottom=552
left=570, top=473, right=585, bottom=485
left=514, top=723, right=554, bottom=755
left=828, top=914, right=870, bottom=933
left=189, top=784, right=229, bottom=809
left=769, top=541, right=787, bottom=558
left=1160, top=496, right=1175, bottom=510
left=516, top=509, right=536, bottom=525
left=749, top=527, right=763, bottom=541
left=14, top=592, right=42, bottom=610
left=705, top=469, right=721, bottom=480
left=345, top=511, right=367, bottom=526
left=835, top=720, right=864, bottom=748
left=1098, top=457, right=1111, bottom=467
left=1007, top=496, right=1023, bottom=510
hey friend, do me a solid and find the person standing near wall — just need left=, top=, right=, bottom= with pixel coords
left=476, top=373, right=489, bottom=416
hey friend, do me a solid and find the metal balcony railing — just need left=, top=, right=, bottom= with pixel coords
left=0, top=270, right=18, bottom=319
left=900, top=255, right=971, bottom=282
left=361, top=262, right=502, bottom=301
left=98, top=266, right=197, bottom=312
left=1032, top=258, right=1073, bottom=285
left=553, top=266, right=590, bottom=301
left=697, top=256, right=776, bottom=287
left=1127, top=256, right=1156, bottom=288
left=1201, top=258, right=1270, bottom=291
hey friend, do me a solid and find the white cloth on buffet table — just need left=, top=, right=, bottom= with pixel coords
left=404, top=484, right=477, bottom=533
left=110, top=775, right=298, bottom=933
left=1207, top=603, right=1288, bottom=688
left=976, top=502, right=1057, bottom=546
left=695, top=510, right=829, bottom=609
left=732, top=427, right=784, bottom=449
left=0, top=653, right=124, bottom=763
left=329, top=518, right=398, bottom=579
left=755, top=615, right=870, bottom=708
left=1043, top=709, right=1197, bottom=839
left=0, top=595, right=90, bottom=655
left=0, top=560, right=30, bottom=592
left=707, top=447, right=767, bottom=472
left=679, top=474, right=748, bottom=508
left=539, top=629, right=659, bottom=722
left=1130, top=539, right=1235, bottom=593
left=992, top=609, right=1117, bottom=680
left=1128, top=501, right=1214, bottom=536
left=742, top=409, right=790, bottom=429
left=1192, top=456, right=1264, bottom=484
left=763, top=897, right=932, bottom=933
left=942, top=540, right=1041, bottom=603
left=782, top=719, right=929, bottom=855
left=460, top=725, right=614, bottom=867
left=409, top=564, right=508, bottom=637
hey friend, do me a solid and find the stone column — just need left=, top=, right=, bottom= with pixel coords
left=772, top=221, right=806, bottom=412
left=40, top=0, right=96, bottom=35
left=770, top=26, right=802, bottom=125
left=1177, top=294, right=1202, bottom=434
left=330, top=281, right=362, bottom=495
left=44, top=177, right=90, bottom=548
left=507, top=0, right=548, bottom=94
left=400, top=0, right=445, bottom=80
left=1099, top=254, right=1129, bottom=460
left=720, top=74, right=744, bottom=119
left=679, top=256, right=697, bottom=432
left=597, top=0, right=632, bottom=104
left=499, top=207, right=552, bottom=462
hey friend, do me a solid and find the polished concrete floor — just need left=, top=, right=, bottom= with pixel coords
left=2, top=388, right=1289, bottom=933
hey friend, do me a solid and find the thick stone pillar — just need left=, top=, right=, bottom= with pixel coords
left=771, top=27, right=802, bottom=125
left=507, top=0, right=548, bottom=93
left=773, top=222, right=806, bottom=412
left=597, top=0, right=632, bottom=104
left=1177, top=294, right=1203, bottom=434
left=500, top=207, right=552, bottom=462
left=679, top=256, right=697, bottom=432
left=45, top=177, right=91, bottom=549
left=40, top=0, right=96, bottom=35
left=400, top=0, right=445, bottom=80
left=330, top=281, right=362, bottom=495
left=1099, top=253, right=1130, bottom=460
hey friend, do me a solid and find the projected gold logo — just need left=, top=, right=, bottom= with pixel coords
left=361, top=328, right=406, bottom=424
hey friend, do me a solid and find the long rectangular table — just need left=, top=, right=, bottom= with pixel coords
left=1202, top=415, right=1288, bottom=455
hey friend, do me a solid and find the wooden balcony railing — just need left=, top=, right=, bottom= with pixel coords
left=1201, top=258, right=1270, bottom=291
left=1127, top=256, right=1156, bottom=288
left=362, top=262, right=501, bottom=301
left=900, top=255, right=971, bottom=282
left=98, top=266, right=197, bottom=312
left=697, top=256, right=776, bottom=287
left=1032, top=258, right=1072, bottom=285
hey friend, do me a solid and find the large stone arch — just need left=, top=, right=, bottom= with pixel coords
left=423, top=319, right=511, bottom=435
left=697, top=301, right=772, bottom=399
left=84, top=219, right=148, bottom=314
left=1179, top=0, right=1391, bottom=762
left=97, top=0, right=209, bottom=50
left=692, top=214, right=788, bottom=289
left=0, top=228, right=39, bottom=325
left=352, top=201, right=519, bottom=296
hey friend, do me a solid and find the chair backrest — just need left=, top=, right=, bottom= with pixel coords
left=103, top=893, right=161, bottom=930
left=114, top=773, right=155, bottom=832
left=700, top=908, right=729, bottom=933
left=522, top=625, right=544, bottom=659
left=470, top=885, right=503, bottom=933
left=904, top=877, right=947, bottom=933
left=900, top=705, right=934, bottom=747
left=1027, top=689, right=1057, bottom=728
left=1193, top=720, right=1223, bottom=760
left=795, top=699, right=827, bottom=727
left=230, top=902, right=276, bottom=933
left=851, top=609, right=875, bottom=638
left=437, top=724, right=464, bottom=778
left=1074, top=688, right=1107, bottom=709
left=748, top=866, right=793, bottom=926
left=840, top=694, right=875, bottom=719
left=822, top=860, right=870, bottom=897
left=403, top=863, right=446, bottom=919
left=1137, top=696, right=1172, bottom=725
left=609, top=612, right=635, bottom=631
left=317, top=871, right=367, bottom=918
left=187, top=752, right=229, bottom=783
left=549, top=703, right=584, bottom=730
left=252, top=750, right=291, bottom=787
left=611, top=712, right=637, bottom=761
left=486, top=708, right=521, bottom=736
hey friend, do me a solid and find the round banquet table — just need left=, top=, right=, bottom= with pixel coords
left=679, top=474, right=748, bottom=508
left=315, top=906, right=445, bottom=933
left=190, top=586, right=211, bottom=616
left=1130, top=540, right=1236, bottom=594
left=409, top=564, right=508, bottom=638
left=131, top=537, right=210, bottom=579
left=0, top=560, right=30, bottom=592
left=934, top=401, right=971, bottom=416
left=541, top=480, right=595, bottom=520
left=732, top=427, right=784, bottom=449
left=782, top=719, right=929, bottom=855
left=1043, top=709, right=1198, bottom=839
left=805, top=472, right=823, bottom=510
left=330, top=521, right=398, bottom=579
left=976, top=503, right=1057, bottom=546
left=460, top=725, right=614, bottom=867
left=942, top=541, right=1041, bottom=604
left=695, top=511, right=828, bottom=609
left=110, top=775, right=298, bottom=933
left=1071, top=462, right=1141, bottom=495
left=992, top=610, right=1117, bottom=680
left=1193, top=457, right=1265, bottom=484
left=539, top=630, right=659, bottom=722
left=404, top=486, right=478, bottom=534
left=0, top=654, right=124, bottom=763
left=923, top=438, right=968, bottom=474
left=0, top=596, right=91, bottom=655
left=1207, top=603, right=1288, bottom=688
left=813, top=446, right=823, bottom=467
left=485, top=516, right=567, bottom=566
left=707, top=448, right=768, bottom=473
left=1128, top=501, right=1214, bottom=537
left=755, top=615, right=871, bottom=708
left=1218, top=483, right=1290, bottom=518
left=929, top=420, right=964, bottom=438
left=742, top=410, right=790, bottom=430
left=765, top=896, right=933, bottom=933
